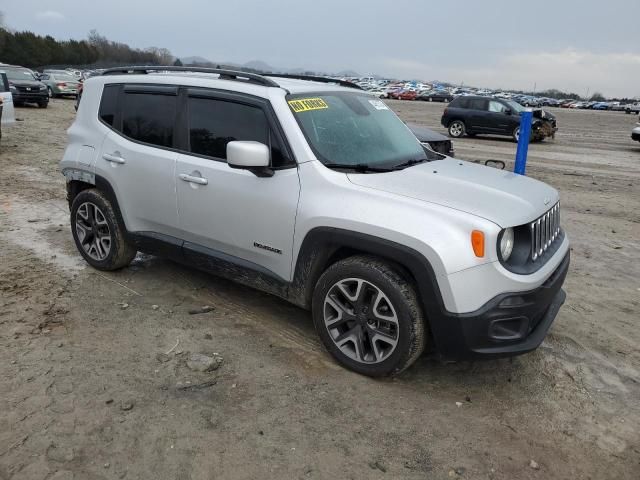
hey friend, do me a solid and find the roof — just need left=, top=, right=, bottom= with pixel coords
left=98, top=66, right=361, bottom=95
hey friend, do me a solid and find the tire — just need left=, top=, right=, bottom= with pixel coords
left=38, top=101, right=48, bottom=109
left=448, top=120, right=466, bottom=138
left=312, top=255, right=426, bottom=377
left=48, top=87, right=54, bottom=98
left=70, top=189, right=137, bottom=271
left=512, top=126, right=534, bottom=143
left=512, top=126, right=521, bottom=143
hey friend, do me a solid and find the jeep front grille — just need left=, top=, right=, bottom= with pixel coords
left=530, top=203, right=561, bottom=261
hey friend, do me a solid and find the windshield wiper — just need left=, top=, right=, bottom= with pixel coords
left=323, top=163, right=393, bottom=173
left=391, top=157, right=431, bottom=170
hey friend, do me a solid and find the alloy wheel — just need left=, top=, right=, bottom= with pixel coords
left=323, top=278, right=399, bottom=364
left=75, top=202, right=112, bottom=261
left=449, top=122, right=464, bottom=137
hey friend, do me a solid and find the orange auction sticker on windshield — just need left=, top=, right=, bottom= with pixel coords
left=288, top=98, right=329, bottom=113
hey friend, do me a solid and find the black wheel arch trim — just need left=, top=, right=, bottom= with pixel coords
left=289, top=227, right=448, bottom=322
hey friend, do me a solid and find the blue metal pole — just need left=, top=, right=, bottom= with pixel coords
left=514, top=109, right=533, bottom=175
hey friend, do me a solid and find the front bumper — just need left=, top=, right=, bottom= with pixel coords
left=432, top=252, right=569, bottom=360
left=632, top=127, right=640, bottom=142
left=13, top=91, right=48, bottom=103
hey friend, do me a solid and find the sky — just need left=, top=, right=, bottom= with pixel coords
left=2, top=0, right=639, bottom=98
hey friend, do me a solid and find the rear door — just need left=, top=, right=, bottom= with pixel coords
left=0, top=73, right=15, bottom=127
left=175, top=89, right=300, bottom=281
left=97, top=84, right=180, bottom=237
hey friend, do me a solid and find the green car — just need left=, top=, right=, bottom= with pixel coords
left=39, top=72, right=81, bottom=98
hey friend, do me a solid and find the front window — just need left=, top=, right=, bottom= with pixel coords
left=288, top=92, right=429, bottom=168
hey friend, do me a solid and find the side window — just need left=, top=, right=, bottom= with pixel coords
left=121, top=92, right=177, bottom=148
left=469, top=98, right=488, bottom=111
left=41, top=74, right=50, bottom=81
left=187, top=96, right=286, bottom=167
left=99, top=84, right=120, bottom=127
left=0, top=74, right=8, bottom=93
left=489, top=100, right=507, bottom=113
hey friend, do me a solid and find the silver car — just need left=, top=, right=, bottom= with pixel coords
left=60, top=67, right=569, bottom=376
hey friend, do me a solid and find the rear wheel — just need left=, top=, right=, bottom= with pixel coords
left=312, top=255, right=426, bottom=377
left=448, top=120, right=466, bottom=138
left=70, top=189, right=137, bottom=271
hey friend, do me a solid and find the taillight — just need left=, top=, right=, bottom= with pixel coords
left=443, top=108, right=448, bottom=115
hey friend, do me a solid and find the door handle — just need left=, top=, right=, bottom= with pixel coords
left=102, top=152, right=126, bottom=164
left=179, top=173, right=208, bottom=185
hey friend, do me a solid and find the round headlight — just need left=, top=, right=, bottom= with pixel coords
left=500, top=228, right=514, bottom=261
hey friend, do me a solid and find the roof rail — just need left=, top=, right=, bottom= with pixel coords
left=101, top=65, right=280, bottom=87
left=264, top=73, right=363, bottom=90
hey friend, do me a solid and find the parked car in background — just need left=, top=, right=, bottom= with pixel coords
left=366, top=89, right=387, bottom=98
left=441, top=96, right=557, bottom=142
left=632, top=119, right=640, bottom=143
left=417, top=90, right=454, bottom=102
left=592, top=102, right=610, bottom=110
left=625, top=103, right=640, bottom=114
left=0, top=71, right=16, bottom=129
left=39, top=72, right=81, bottom=98
left=1, top=65, right=48, bottom=108
left=407, top=123, right=455, bottom=156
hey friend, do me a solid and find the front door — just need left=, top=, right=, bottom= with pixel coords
left=176, top=90, right=300, bottom=281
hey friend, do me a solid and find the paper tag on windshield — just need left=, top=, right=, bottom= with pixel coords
left=368, top=99, right=389, bottom=110
left=288, top=98, right=328, bottom=113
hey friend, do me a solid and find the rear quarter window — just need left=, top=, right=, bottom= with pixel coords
left=99, top=84, right=119, bottom=127
left=451, top=97, right=469, bottom=109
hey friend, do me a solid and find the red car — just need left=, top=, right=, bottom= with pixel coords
left=389, top=90, right=417, bottom=100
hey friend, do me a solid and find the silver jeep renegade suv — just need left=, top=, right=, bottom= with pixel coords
left=60, top=66, right=569, bottom=376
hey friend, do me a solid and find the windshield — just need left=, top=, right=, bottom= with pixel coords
left=4, top=68, right=37, bottom=81
left=504, top=99, right=526, bottom=113
left=288, top=92, right=428, bottom=168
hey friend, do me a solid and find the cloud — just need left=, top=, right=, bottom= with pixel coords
left=35, top=11, right=66, bottom=22
left=378, top=49, right=640, bottom=98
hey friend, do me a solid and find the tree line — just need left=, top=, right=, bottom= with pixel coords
left=0, top=28, right=174, bottom=69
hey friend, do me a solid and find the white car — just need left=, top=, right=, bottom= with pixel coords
left=0, top=72, right=16, bottom=134
left=60, top=66, right=569, bottom=376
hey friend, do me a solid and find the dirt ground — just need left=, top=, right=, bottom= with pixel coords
left=0, top=98, right=638, bottom=480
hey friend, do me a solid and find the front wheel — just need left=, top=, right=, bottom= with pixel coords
left=70, top=189, right=137, bottom=271
left=312, top=256, right=426, bottom=377
left=448, top=120, right=466, bottom=138
left=38, top=101, right=48, bottom=109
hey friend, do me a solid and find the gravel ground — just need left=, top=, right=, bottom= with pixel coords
left=0, top=98, right=638, bottom=480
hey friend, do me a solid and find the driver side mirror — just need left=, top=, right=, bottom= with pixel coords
left=504, top=108, right=512, bottom=115
left=227, top=141, right=274, bottom=177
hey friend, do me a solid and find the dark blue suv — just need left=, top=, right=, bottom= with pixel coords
left=441, top=96, right=557, bottom=142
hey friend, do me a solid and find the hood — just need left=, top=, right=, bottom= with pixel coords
left=407, top=123, right=449, bottom=142
left=9, top=79, right=45, bottom=88
left=532, top=108, right=555, bottom=121
left=347, top=158, right=558, bottom=227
